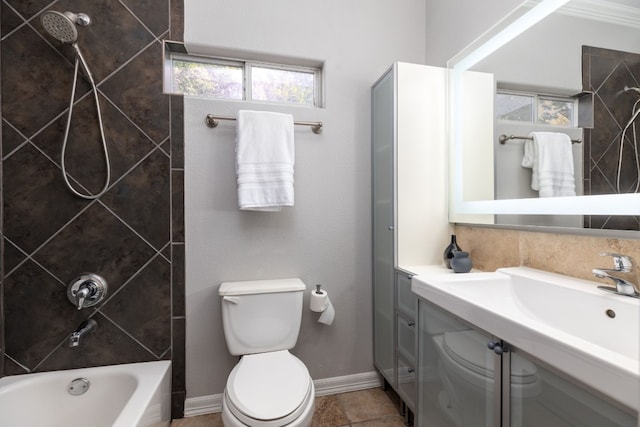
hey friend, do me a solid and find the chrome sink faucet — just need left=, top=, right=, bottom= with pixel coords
left=592, top=252, right=639, bottom=298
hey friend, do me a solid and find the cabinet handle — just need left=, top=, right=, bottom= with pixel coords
left=388, top=225, right=394, bottom=230
left=407, top=321, right=415, bottom=327
left=407, top=368, right=415, bottom=373
left=487, top=340, right=509, bottom=355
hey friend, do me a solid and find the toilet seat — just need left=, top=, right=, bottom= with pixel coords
left=441, top=330, right=539, bottom=385
left=225, top=350, right=313, bottom=426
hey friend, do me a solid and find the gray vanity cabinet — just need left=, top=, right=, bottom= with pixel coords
left=372, top=62, right=449, bottom=423
left=417, top=298, right=637, bottom=427
left=396, top=270, right=418, bottom=412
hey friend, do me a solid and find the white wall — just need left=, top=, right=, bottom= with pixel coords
left=424, top=0, right=522, bottom=67
left=183, top=0, right=427, bottom=400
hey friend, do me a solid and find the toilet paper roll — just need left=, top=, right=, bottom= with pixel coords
left=310, top=289, right=335, bottom=325
left=310, top=289, right=329, bottom=312
left=317, top=299, right=335, bottom=326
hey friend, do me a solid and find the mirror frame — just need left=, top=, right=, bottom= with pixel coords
left=448, top=0, right=640, bottom=219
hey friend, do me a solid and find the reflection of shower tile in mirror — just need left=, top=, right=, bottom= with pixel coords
left=582, top=46, right=640, bottom=231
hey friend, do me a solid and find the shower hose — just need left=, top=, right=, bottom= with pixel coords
left=61, top=43, right=111, bottom=200
left=616, top=96, right=640, bottom=194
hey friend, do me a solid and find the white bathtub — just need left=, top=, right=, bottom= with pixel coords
left=0, top=361, right=171, bottom=427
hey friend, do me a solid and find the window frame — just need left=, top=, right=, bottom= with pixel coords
left=167, top=49, right=323, bottom=107
left=496, top=89, right=578, bottom=127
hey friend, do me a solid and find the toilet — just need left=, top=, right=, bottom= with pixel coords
left=219, top=278, right=315, bottom=427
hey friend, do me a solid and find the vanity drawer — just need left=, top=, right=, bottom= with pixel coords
left=397, top=313, right=415, bottom=364
left=397, top=355, right=417, bottom=412
left=396, top=271, right=416, bottom=319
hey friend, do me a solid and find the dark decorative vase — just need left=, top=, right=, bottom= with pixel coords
left=443, top=234, right=462, bottom=269
left=451, top=250, right=472, bottom=273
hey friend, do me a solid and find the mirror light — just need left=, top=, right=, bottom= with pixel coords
left=449, top=0, right=640, bottom=217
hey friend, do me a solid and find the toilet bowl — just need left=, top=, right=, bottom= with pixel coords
left=432, top=329, right=541, bottom=426
left=221, top=351, right=315, bottom=427
left=219, top=278, right=314, bottom=427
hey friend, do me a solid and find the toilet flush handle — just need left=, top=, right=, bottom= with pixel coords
left=223, top=296, right=240, bottom=305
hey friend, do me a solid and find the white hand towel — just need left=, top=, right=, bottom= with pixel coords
left=236, top=110, right=295, bottom=211
left=522, top=132, right=576, bottom=197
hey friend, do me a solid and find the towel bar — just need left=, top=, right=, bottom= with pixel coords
left=499, top=134, right=581, bottom=144
left=205, top=114, right=323, bottom=134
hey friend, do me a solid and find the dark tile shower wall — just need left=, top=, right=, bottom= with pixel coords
left=0, top=0, right=186, bottom=419
left=582, top=46, right=640, bottom=230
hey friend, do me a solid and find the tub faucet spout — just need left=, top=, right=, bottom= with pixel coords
left=69, top=319, right=97, bottom=347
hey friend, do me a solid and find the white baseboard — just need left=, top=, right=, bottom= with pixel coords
left=312, top=370, right=382, bottom=397
left=183, top=370, right=382, bottom=417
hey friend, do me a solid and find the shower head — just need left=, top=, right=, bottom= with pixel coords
left=41, top=10, right=91, bottom=44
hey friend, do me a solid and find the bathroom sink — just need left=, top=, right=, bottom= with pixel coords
left=410, top=265, right=640, bottom=410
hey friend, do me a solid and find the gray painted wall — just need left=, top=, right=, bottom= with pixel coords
left=183, top=0, right=427, bottom=399
left=424, top=0, right=522, bottom=67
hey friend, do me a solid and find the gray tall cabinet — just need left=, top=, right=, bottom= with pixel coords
left=372, top=62, right=449, bottom=423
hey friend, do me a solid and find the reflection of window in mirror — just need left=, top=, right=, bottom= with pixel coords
left=496, top=91, right=576, bottom=127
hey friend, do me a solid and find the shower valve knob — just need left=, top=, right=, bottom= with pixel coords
left=67, top=273, right=108, bottom=310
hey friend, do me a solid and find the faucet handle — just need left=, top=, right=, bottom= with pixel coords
left=67, top=274, right=108, bottom=310
left=599, top=252, right=633, bottom=273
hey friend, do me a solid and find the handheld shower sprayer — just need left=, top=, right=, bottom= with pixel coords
left=40, top=10, right=111, bottom=200
left=40, top=10, right=90, bottom=44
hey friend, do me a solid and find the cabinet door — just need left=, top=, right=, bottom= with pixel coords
left=372, top=69, right=395, bottom=384
left=508, top=348, right=637, bottom=427
left=418, top=299, right=499, bottom=427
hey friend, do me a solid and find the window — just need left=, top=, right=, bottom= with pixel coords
left=496, top=91, right=576, bottom=126
left=168, top=51, right=322, bottom=107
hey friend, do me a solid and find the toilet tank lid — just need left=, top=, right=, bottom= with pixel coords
left=219, top=278, right=306, bottom=296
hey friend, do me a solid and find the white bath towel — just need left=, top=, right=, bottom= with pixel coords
left=236, top=110, right=295, bottom=211
left=522, top=132, right=576, bottom=197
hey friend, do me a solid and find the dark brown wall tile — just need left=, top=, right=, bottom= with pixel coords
left=101, top=148, right=171, bottom=250
left=32, top=203, right=157, bottom=295
left=172, top=169, right=184, bottom=242
left=100, top=42, right=170, bottom=144
left=583, top=46, right=640, bottom=230
left=122, top=0, right=169, bottom=37
left=1, top=1, right=24, bottom=38
left=3, top=144, right=89, bottom=253
left=101, top=255, right=171, bottom=356
left=171, top=244, right=185, bottom=317
left=1, top=0, right=185, bottom=414
left=4, top=260, right=86, bottom=369
left=1, top=25, right=89, bottom=137
left=36, top=312, right=156, bottom=371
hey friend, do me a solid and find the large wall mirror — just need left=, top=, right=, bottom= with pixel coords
left=449, top=0, right=640, bottom=233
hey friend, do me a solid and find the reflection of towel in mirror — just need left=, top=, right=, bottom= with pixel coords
left=236, top=110, right=295, bottom=211
left=522, top=132, right=576, bottom=197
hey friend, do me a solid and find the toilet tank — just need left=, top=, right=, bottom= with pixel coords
left=219, top=278, right=306, bottom=356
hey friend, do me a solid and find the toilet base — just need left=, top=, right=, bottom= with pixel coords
left=221, top=385, right=315, bottom=427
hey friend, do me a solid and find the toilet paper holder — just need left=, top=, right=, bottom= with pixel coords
left=310, top=283, right=335, bottom=326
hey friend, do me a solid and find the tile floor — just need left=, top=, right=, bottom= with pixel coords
left=170, top=387, right=408, bottom=427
